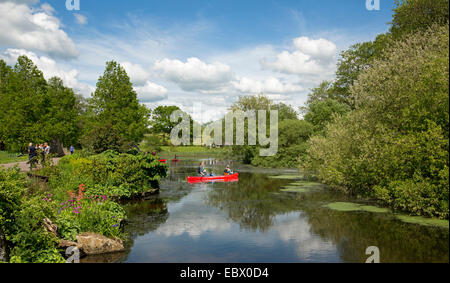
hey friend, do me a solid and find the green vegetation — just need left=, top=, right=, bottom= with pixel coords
left=80, top=61, right=150, bottom=154
left=228, top=95, right=312, bottom=168
left=267, top=174, right=303, bottom=180
left=326, top=202, right=390, bottom=213
left=0, top=152, right=27, bottom=164
left=0, top=149, right=167, bottom=263
left=395, top=215, right=449, bottom=228
left=43, top=150, right=167, bottom=200
left=325, top=201, right=448, bottom=228
left=300, top=0, right=449, bottom=219
left=0, top=57, right=82, bottom=153
left=280, top=187, right=310, bottom=193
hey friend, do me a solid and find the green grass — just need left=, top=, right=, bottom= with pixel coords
left=160, top=146, right=229, bottom=153
left=158, top=146, right=234, bottom=158
left=0, top=151, right=27, bottom=164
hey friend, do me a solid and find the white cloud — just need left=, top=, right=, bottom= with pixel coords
left=74, top=13, right=87, bottom=25
left=134, top=81, right=168, bottom=102
left=154, top=57, right=234, bottom=92
left=232, top=77, right=303, bottom=94
left=156, top=191, right=232, bottom=239
left=262, top=36, right=337, bottom=78
left=0, top=1, right=78, bottom=58
left=1, top=48, right=94, bottom=97
left=273, top=213, right=336, bottom=260
left=294, top=37, right=337, bottom=61
left=121, top=61, right=151, bottom=86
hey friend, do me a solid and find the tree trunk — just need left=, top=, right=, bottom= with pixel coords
left=0, top=228, right=8, bottom=262
left=50, top=137, right=66, bottom=157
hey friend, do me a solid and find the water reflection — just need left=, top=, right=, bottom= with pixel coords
left=111, top=159, right=448, bottom=263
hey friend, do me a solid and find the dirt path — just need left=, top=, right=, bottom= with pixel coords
left=0, top=158, right=61, bottom=172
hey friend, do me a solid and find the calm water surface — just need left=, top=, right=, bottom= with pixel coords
left=82, top=158, right=449, bottom=263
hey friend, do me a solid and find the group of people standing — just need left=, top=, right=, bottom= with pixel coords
left=27, top=142, right=51, bottom=164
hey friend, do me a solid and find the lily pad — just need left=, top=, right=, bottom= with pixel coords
left=395, top=215, right=449, bottom=228
left=359, top=205, right=390, bottom=213
left=326, top=202, right=363, bottom=212
left=280, top=187, right=309, bottom=193
left=288, top=181, right=323, bottom=187
left=268, top=175, right=303, bottom=180
left=326, top=202, right=391, bottom=213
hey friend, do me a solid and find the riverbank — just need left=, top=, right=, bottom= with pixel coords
left=0, top=150, right=167, bottom=263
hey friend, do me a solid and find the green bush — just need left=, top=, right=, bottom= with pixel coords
left=302, top=25, right=449, bottom=218
left=8, top=196, right=65, bottom=263
left=45, top=150, right=167, bottom=200
left=56, top=193, right=125, bottom=241
left=0, top=167, right=27, bottom=236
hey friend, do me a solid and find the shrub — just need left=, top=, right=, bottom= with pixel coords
left=55, top=186, right=126, bottom=241
left=302, top=25, right=449, bottom=218
left=0, top=167, right=27, bottom=236
left=8, top=196, right=65, bottom=263
left=45, top=150, right=167, bottom=200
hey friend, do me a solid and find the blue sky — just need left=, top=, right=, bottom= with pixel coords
left=0, top=0, right=396, bottom=121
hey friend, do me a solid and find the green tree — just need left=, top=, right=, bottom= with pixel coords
left=39, top=77, right=81, bottom=148
left=303, top=25, right=449, bottom=219
left=82, top=61, right=150, bottom=153
left=390, top=0, right=449, bottom=39
left=0, top=56, right=47, bottom=152
left=303, top=99, right=350, bottom=135
left=271, top=102, right=298, bottom=121
left=150, top=105, right=181, bottom=135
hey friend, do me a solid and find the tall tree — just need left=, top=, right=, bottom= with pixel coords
left=40, top=77, right=81, bottom=149
left=390, top=0, right=449, bottom=38
left=0, top=56, right=47, bottom=152
left=82, top=61, right=149, bottom=153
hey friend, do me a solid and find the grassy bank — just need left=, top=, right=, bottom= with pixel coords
left=159, top=146, right=235, bottom=158
left=0, top=151, right=27, bottom=164
left=0, top=150, right=167, bottom=263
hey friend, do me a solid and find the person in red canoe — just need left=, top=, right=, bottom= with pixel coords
left=224, top=165, right=233, bottom=176
left=198, top=162, right=207, bottom=176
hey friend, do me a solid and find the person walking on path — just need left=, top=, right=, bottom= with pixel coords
left=70, top=145, right=75, bottom=155
left=44, top=142, right=51, bottom=155
left=28, top=143, right=36, bottom=162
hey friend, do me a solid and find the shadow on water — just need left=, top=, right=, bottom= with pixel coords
left=84, top=158, right=449, bottom=263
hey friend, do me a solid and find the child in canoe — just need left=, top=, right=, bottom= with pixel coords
left=224, top=165, right=233, bottom=176
left=198, top=162, right=207, bottom=176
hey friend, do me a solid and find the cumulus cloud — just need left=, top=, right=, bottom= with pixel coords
left=155, top=192, right=232, bottom=239
left=273, top=213, right=336, bottom=260
left=154, top=57, right=234, bottom=92
left=121, top=61, right=151, bottom=86
left=262, top=36, right=337, bottom=77
left=232, top=77, right=303, bottom=94
left=74, top=13, right=87, bottom=25
left=1, top=48, right=94, bottom=97
left=0, top=1, right=78, bottom=58
left=134, top=81, right=168, bottom=102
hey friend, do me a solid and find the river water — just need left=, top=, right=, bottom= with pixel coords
left=82, top=158, right=449, bottom=263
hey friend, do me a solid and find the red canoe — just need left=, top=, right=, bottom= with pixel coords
left=159, top=159, right=166, bottom=163
left=187, top=173, right=239, bottom=184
